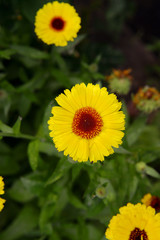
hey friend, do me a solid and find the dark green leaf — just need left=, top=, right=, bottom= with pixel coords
left=28, top=140, right=40, bottom=171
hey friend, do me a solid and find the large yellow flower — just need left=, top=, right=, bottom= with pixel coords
left=0, top=176, right=5, bottom=212
left=34, top=1, right=81, bottom=46
left=48, top=83, right=125, bottom=163
left=105, top=203, right=160, bottom=240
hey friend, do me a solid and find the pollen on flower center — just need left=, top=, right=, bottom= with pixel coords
left=129, top=228, right=148, bottom=240
left=50, top=17, right=65, bottom=31
left=72, top=107, right=103, bottom=139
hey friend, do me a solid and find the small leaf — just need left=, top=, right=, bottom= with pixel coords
left=126, top=116, right=147, bottom=146
left=39, top=141, right=62, bottom=157
left=0, top=120, right=13, bottom=133
left=0, top=49, right=16, bottom=59
left=12, top=116, right=22, bottom=135
left=129, top=176, right=139, bottom=200
left=46, top=157, right=72, bottom=185
left=114, top=146, right=131, bottom=154
left=11, top=45, right=49, bottom=59
left=145, top=166, right=160, bottom=179
left=68, top=192, right=86, bottom=210
left=28, top=140, right=40, bottom=171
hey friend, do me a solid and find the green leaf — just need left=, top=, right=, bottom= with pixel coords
left=0, top=205, right=39, bottom=240
left=114, top=146, right=131, bottom=154
left=46, top=157, right=72, bottom=185
left=21, top=175, right=44, bottom=196
left=0, top=120, right=13, bottom=133
left=129, top=176, right=139, bottom=200
left=11, top=45, right=49, bottom=59
left=68, top=191, right=86, bottom=210
left=126, top=116, right=147, bottom=146
left=8, top=179, right=35, bottom=203
left=39, top=141, right=62, bottom=157
left=28, top=140, right=40, bottom=171
left=0, top=49, right=16, bottom=59
left=145, top=166, right=160, bottom=179
left=50, top=69, right=71, bottom=87
left=12, top=116, right=22, bottom=135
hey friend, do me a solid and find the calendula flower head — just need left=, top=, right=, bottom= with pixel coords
left=105, top=203, right=160, bottom=240
left=48, top=83, right=125, bottom=163
left=106, top=69, right=132, bottom=95
left=133, top=86, right=160, bottom=113
left=96, top=186, right=107, bottom=199
left=141, top=193, right=160, bottom=212
left=34, top=1, right=81, bottom=46
left=0, top=176, right=5, bottom=212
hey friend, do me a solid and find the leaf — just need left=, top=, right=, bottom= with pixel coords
left=46, top=157, right=72, bottom=185
left=0, top=120, right=13, bottom=133
left=12, top=116, right=22, bottom=135
left=0, top=205, right=39, bottom=240
left=129, top=176, right=139, bottom=200
left=68, top=191, right=86, bottom=210
left=145, top=166, right=160, bottom=179
left=11, top=45, right=49, bottom=59
left=50, top=68, right=71, bottom=87
left=43, top=101, right=53, bottom=138
left=39, top=141, right=62, bottom=157
left=21, top=176, right=44, bottom=196
left=114, top=146, right=131, bottom=154
left=28, top=140, right=40, bottom=171
left=8, top=179, right=35, bottom=203
left=0, top=49, right=16, bottom=59
left=126, top=116, right=147, bottom=146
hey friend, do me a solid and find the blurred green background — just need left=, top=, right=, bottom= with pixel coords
left=0, top=0, right=160, bottom=239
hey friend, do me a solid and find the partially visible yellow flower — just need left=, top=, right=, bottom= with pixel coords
left=0, top=176, right=5, bottom=212
left=105, top=203, right=160, bottom=240
left=106, top=69, right=132, bottom=95
left=133, top=86, right=160, bottom=113
left=34, top=1, right=81, bottom=46
left=141, top=193, right=160, bottom=212
left=48, top=83, right=125, bottom=163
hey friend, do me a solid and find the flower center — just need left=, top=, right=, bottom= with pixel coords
left=50, top=17, right=65, bottom=31
left=129, top=228, right=148, bottom=240
left=151, top=196, right=160, bottom=212
left=72, top=107, right=103, bottom=139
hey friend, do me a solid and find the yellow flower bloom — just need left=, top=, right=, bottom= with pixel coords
left=34, top=1, right=81, bottom=46
left=105, top=203, right=160, bottom=240
left=48, top=83, right=125, bottom=163
left=0, top=176, right=5, bottom=212
left=141, top=193, right=160, bottom=212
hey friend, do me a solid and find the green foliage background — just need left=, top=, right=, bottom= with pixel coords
left=0, top=0, right=160, bottom=240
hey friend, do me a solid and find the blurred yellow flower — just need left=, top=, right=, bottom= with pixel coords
left=48, top=83, right=125, bottom=163
left=105, top=203, right=160, bottom=240
left=141, top=193, right=160, bottom=212
left=34, top=1, right=81, bottom=46
left=0, top=176, right=5, bottom=212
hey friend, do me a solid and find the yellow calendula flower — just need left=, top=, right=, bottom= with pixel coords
left=48, top=83, right=125, bottom=163
left=34, top=1, right=81, bottom=46
left=0, top=176, right=5, bottom=212
left=141, top=193, right=160, bottom=212
left=105, top=203, right=160, bottom=240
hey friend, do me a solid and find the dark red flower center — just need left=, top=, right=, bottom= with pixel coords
left=72, top=107, right=103, bottom=139
left=129, top=228, right=148, bottom=240
left=151, top=196, right=160, bottom=212
left=50, top=17, right=65, bottom=31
